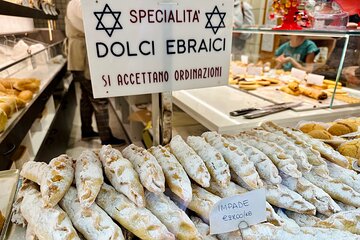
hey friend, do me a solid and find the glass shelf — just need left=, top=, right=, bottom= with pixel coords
left=233, top=26, right=360, bottom=37
left=0, top=0, right=58, bottom=20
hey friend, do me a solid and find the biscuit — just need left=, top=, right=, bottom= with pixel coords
left=299, top=123, right=326, bottom=133
left=307, top=129, right=333, bottom=140
left=239, top=81, right=257, bottom=85
left=239, top=84, right=259, bottom=91
left=328, top=122, right=358, bottom=136
left=338, top=139, right=360, bottom=159
left=256, top=80, right=271, bottom=86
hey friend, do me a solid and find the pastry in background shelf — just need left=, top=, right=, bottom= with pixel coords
left=0, top=109, right=7, bottom=132
left=299, top=86, right=328, bottom=100
left=299, top=123, right=326, bottom=133
left=0, top=79, right=16, bottom=89
left=256, top=80, right=271, bottom=86
left=0, top=210, right=4, bottom=232
left=338, top=139, right=360, bottom=160
left=326, top=88, right=347, bottom=95
left=307, top=129, right=333, bottom=140
left=280, top=86, right=301, bottom=96
left=334, top=94, right=360, bottom=104
left=13, top=78, right=40, bottom=92
left=328, top=121, right=358, bottom=136
left=18, top=90, right=33, bottom=103
left=239, top=84, right=259, bottom=91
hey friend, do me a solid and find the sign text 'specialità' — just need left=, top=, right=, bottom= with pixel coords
left=81, top=0, right=233, bottom=97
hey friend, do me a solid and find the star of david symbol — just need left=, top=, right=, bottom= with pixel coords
left=94, top=4, right=122, bottom=37
left=205, top=6, right=226, bottom=35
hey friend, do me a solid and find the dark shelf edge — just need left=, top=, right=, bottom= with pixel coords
left=0, top=0, right=58, bottom=20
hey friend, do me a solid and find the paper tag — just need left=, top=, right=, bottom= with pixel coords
left=247, top=66, right=262, bottom=76
left=291, top=68, right=307, bottom=81
left=232, top=66, right=247, bottom=75
left=307, top=73, right=324, bottom=86
left=209, top=189, right=266, bottom=235
left=241, top=55, right=249, bottom=64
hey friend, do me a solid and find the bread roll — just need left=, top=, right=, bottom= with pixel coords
left=338, top=139, right=360, bottom=159
left=188, top=184, right=221, bottom=223
left=265, top=183, right=316, bottom=215
left=41, top=154, right=75, bottom=207
left=315, top=210, right=360, bottom=235
left=145, top=191, right=201, bottom=240
left=260, top=121, right=329, bottom=177
left=18, top=90, right=33, bottom=102
left=0, top=108, right=7, bottom=132
left=228, top=133, right=302, bottom=178
left=202, top=132, right=263, bottom=190
left=245, top=129, right=312, bottom=172
left=187, top=136, right=230, bottom=188
left=299, top=123, right=327, bottom=133
left=190, top=216, right=218, bottom=240
left=75, top=150, right=104, bottom=208
left=122, top=144, right=165, bottom=194
left=169, top=135, right=210, bottom=188
left=328, top=121, right=358, bottom=136
left=19, top=182, right=80, bottom=240
left=99, top=145, right=145, bottom=207
left=303, top=168, right=360, bottom=207
left=0, top=102, right=12, bottom=117
left=96, top=183, right=175, bottom=240
left=148, top=145, right=192, bottom=203
left=281, top=174, right=341, bottom=216
left=13, top=78, right=40, bottom=92
left=307, top=130, right=333, bottom=140
left=59, top=187, right=124, bottom=240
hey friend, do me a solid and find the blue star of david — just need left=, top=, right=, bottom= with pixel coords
left=205, top=6, right=226, bottom=35
left=94, top=4, right=122, bottom=37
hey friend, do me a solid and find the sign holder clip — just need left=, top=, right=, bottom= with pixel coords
left=238, top=220, right=249, bottom=239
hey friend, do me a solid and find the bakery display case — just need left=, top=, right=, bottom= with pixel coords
left=0, top=29, right=71, bottom=171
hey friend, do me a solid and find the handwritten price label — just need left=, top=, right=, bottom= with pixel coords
left=209, top=189, right=266, bottom=235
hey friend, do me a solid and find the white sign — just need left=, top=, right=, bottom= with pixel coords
left=209, top=189, right=267, bottom=235
left=291, top=68, right=307, bottom=81
left=307, top=73, right=324, bottom=86
left=81, top=0, right=233, bottom=98
left=241, top=55, right=249, bottom=65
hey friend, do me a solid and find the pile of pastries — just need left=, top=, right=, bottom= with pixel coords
left=10, top=121, right=360, bottom=240
left=0, top=77, right=40, bottom=132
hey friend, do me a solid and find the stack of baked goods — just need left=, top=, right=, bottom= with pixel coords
left=280, top=81, right=328, bottom=100
left=10, top=122, right=360, bottom=239
left=0, top=77, right=40, bottom=132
